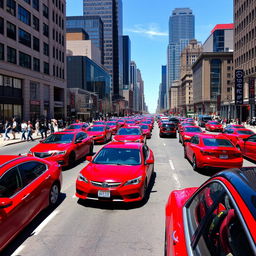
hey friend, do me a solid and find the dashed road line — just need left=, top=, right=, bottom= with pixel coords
left=169, top=160, right=175, bottom=170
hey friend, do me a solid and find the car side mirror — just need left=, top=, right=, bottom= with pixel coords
left=86, top=155, right=92, bottom=162
left=0, top=198, right=13, bottom=209
left=145, top=159, right=154, bottom=165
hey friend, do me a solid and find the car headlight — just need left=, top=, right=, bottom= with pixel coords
left=77, top=173, right=88, bottom=183
left=124, top=176, right=142, bottom=186
left=48, top=150, right=66, bottom=155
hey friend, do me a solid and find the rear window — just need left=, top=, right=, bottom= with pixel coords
left=203, top=138, right=234, bottom=147
left=237, top=130, right=254, bottom=135
left=162, top=124, right=175, bottom=128
left=184, top=127, right=202, bottom=133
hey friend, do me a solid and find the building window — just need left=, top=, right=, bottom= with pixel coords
left=32, top=16, right=39, bottom=31
left=52, top=28, right=55, bottom=40
left=43, top=23, right=49, bottom=37
left=6, top=22, right=16, bottom=40
left=210, top=59, right=221, bottom=99
left=43, top=62, right=49, bottom=74
left=53, top=46, right=55, bottom=58
left=33, top=36, right=39, bottom=51
left=7, top=47, right=16, bottom=64
left=53, top=65, right=55, bottom=76
left=0, top=0, right=3, bottom=8
left=19, top=51, right=31, bottom=69
left=0, top=17, right=4, bottom=35
left=18, top=5, right=31, bottom=26
left=33, top=57, right=40, bottom=72
left=0, top=43, right=4, bottom=60
left=18, top=28, right=31, bottom=48
left=30, top=81, right=39, bottom=100
left=43, top=42, right=49, bottom=56
left=23, top=0, right=30, bottom=4
left=6, top=0, right=16, bottom=16
left=32, top=0, right=39, bottom=11
left=43, top=4, right=49, bottom=18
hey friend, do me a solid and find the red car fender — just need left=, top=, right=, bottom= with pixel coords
left=165, top=187, right=197, bottom=256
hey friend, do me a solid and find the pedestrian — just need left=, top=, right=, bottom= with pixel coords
left=53, top=120, right=59, bottom=132
left=27, top=121, right=34, bottom=141
left=21, top=120, right=27, bottom=140
left=0, top=121, right=3, bottom=138
left=35, top=120, right=40, bottom=135
left=3, top=120, right=11, bottom=140
left=11, top=118, right=18, bottom=140
left=39, top=121, right=47, bottom=139
left=50, top=120, right=54, bottom=133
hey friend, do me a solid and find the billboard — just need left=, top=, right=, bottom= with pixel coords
left=235, top=70, right=244, bottom=105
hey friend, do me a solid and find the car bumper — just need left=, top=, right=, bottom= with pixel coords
left=198, top=157, right=243, bottom=169
left=160, top=131, right=176, bottom=136
left=76, top=181, right=144, bottom=202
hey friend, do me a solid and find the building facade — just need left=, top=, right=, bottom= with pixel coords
left=122, top=35, right=131, bottom=90
left=0, top=0, right=66, bottom=121
left=83, top=0, right=123, bottom=99
left=167, top=8, right=195, bottom=109
left=66, top=16, right=104, bottom=65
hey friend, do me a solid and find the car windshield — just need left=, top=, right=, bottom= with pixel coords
left=208, top=122, right=219, bottom=125
left=67, top=124, right=84, bottom=129
left=184, top=127, right=202, bottom=132
left=237, top=130, right=254, bottom=135
left=203, top=138, right=234, bottom=147
left=117, top=128, right=141, bottom=135
left=163, top=124, right=175, bottom=128
left=93, top=122, right=105, bottom=125
left=141, top=125, right=149, bottom=129
left=43, top=134, right=74, bottom=143
left=93, top=148, right=141, bottom=165
left=87, top=126, right=105, bottom=132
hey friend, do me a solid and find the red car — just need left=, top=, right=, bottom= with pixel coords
left=205, top=121, right=223, bottom=132
left=222, top=128, right=254, bottom=145
left=178, top=122, right=196, bottom=133
left=76, top=142, right=154, bottom=202
left=140, top=120, right=153, bottom=131
left=86, top=125, right=112, bottom=143
left=236, top=133, right=256, bottom=161
left=139, top=124, right=152, bottom=139
left=29, top=131, right=93, bottom=167
left=0, top=155, right=62, bottom=251
left=184, top=134, right=243, bottom=171
left=165, top=168, right=256, bottom=256
left=179, top=126, right=203, bottom=145
left=105, top=121, right=120, bottom=135
left=225, top=124, right=245, bottom=129
left=159, top=123, right=176, bottom=138
left=113, top=126, right=146, bottom=143
left=93, top=121, right=105, bottom=125
left=64, top=122, right=89, bottom=131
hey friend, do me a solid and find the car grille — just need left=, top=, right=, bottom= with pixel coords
left=34, top=152, right=52, bottom=158
left=91, top=181, right=121, bottom=188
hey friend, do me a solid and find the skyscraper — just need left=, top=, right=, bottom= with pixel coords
left=167, top=8, right=195, bottom=108
left=122, top=35, right=131, bottom=90
left=83, top=0, right=123, bottom=99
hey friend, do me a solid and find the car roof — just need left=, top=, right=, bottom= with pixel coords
left=103, top=142, right=142, bottom=149
left=216, top=168, right=256, bottom=219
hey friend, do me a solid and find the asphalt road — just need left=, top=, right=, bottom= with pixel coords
left=0, top=125, right=254, bottom=256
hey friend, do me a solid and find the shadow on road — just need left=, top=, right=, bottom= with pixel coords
left=1, top=193, right=66, bottom=256
left=77, top=172, right=157, bottom=210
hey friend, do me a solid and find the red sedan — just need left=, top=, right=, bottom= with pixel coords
left=105, top=121, right=120, bottom=135
left=178, top=122, right=196, bottom=133
left=236, top=133, right=256, bottom=161
left=64, top=123, right=89, bottom=131
left=222, top=128, right=254, bottom=145
left=139, top=124, right=152, bottom=139
left=29, top=131, right=93, bottom=167
left=113, top=126, right=146, bottom=143
left=86, top=125, right=112, bottom=143
left=184, top=134, right=243, bottom=171
left=165, top=168, right=256, bottom=256
left=76, top=142, right=154, bottom=202
left=159, top=123, right=176, bottom=138
left=205, top=121, right=223, bottom=132
left=0, top=155, right=62, bottom=251
left=179, top=126, right=203, bottom=145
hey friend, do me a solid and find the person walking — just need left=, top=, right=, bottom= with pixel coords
left=39, top=121, right=48, bottom=139
left=53, top=120, right=59, bottom=132
left=3, top=120, right=11, bottom=140
left=21, top=121, right=27, bottom=140
left=0, top=121, right=3, bottom=138
left=27, top=121, right=34, bottom=141
left=11, top=118, right=18, bottom=140
left=35, top=120, right=40, bottom=136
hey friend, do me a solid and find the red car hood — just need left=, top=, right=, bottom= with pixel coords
left=30, top=143, right=72, bottom=152
left=83, top=163, right=144, bottom=182
left=114, top=135, right=143, bottom=141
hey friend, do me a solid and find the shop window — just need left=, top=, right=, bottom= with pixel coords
left=30, top=81, right=39, bottom=100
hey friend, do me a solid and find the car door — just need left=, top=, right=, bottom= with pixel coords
left=244, top=135, right=256, bottom=160
left=74, top=133, right=85, bottom=158
left=186, top=136, right=199, bottom=161
left=80, top=132, right=91, bottom=156
left=0, top=167, right=25, bottom=248
left=142, top=145, right=153, bottom=184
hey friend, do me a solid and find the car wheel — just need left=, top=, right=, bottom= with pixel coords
left=192, top=155, right=198, bottom=171
left=164, top=229, right=167, bottom=256
left=184, top=148, right=187, bottom=159
left=159, top=134, right=162, bottom=138
left=49, top=182, right=60, bottom=206
left=68, top=152, right=76, bottom=167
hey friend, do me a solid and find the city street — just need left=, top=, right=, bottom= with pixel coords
left=1, top=125, right=254, bottom=256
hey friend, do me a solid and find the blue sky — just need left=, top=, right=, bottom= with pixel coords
left=67, top=0, right=233, bottom=113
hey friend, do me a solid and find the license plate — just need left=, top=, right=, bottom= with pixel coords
left=219, top=155, right=228, bottom=159
left=98, top=190, right=110, bottom=198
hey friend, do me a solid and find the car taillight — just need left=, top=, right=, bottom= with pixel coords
left=200, top=150, right=214, bottom=155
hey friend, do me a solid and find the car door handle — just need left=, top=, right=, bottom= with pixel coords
left=22, top=193, right=30, bottom=200
left=45, top=175, right=51, bottom=180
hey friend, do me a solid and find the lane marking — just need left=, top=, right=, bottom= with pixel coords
left=169, top=160, right=175, bottom=170
left=72, top=195, right=76, bottom=198
left=33, top=210, right=59, bottom=236
left=172, top=172, right=181, bottom=189
left=163, top=143, right=166, bottom=146
left=11, top=245, right=26, bottom=256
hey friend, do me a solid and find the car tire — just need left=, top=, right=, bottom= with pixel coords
left=192, top=155, right=199, bottom=171
left=68, top=152, right=76, bottom=167
left=49, top=182, right=60, bottom=206
left=184, top=149, right=187, bottom=159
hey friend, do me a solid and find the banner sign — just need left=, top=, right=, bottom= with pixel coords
left=249, top=77, right=255, bottom=105
left=235, top=70, right=244, bottom=105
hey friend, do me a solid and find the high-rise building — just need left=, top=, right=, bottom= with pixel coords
left=66, top=16, right=104, bottom=65
left=203, top=24, right=234, bottom=52
left=0, top=0, right=66, bottom=121
left=122, top=35, right=131, bottom=90
left=83, top=0, right=123, bottom=99
left=167, top=8, right=195, bottom=108
left=159, top=65, right=167, bottom=110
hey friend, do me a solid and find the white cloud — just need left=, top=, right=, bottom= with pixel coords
left=125, top=24, right=168, bottom=38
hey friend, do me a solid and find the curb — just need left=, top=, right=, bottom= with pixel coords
left=1, top=137, right=41, bottom=147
